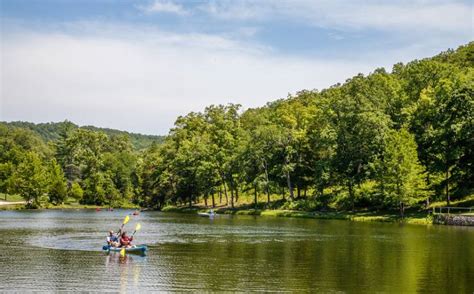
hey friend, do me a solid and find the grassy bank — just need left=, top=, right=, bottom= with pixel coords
left=0, top=204, right=26, bottom=210
left=161, top=203, right=433, bottom=225
left=428, top=195, right=474, bottom=208
left=0, top=193, right=24, bottom=202
left=162, top=193, right=474, bottom=225
left=42, top=198, right=139, bottom=210
left=1, top=202, right=139, bottom=210
left=0, top=194, right=139, bottom=210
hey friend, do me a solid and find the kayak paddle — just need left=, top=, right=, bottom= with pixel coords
left=120, top=247, right=125, bottom=257
left=131, top=223, right=141, bottom=237
left=117, top=215, right=130, bottom=237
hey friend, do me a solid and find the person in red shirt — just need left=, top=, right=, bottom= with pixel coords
left=120, top=231, right=134, bottom=248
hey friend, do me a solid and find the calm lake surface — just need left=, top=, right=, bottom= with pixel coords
left=0, top=209, right=472, bottom=292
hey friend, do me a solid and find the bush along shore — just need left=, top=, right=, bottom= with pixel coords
left=0, top=194, right=139, bottom=210
left=162, top=194, right=474, bottom=226
left=162, top=204, right=433, bottom=225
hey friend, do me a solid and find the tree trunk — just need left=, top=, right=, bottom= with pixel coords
left=219, top=186, right=222, bottom=204
left=235, top=187, right=239, bottom=203
left=254, top=183, right=258, bottom=208
left=204, top=195, right=208, bottom=207
left=446, top=166, right=450, bottom=206
left=230, top=187, right=234, bottom=208
left=426, top=173, right=431, bottom=208
left=304, top=188, right=307, bottom=198
left=286, top=171, right=294, bottom=200
left=212, top=193, right=215, bottom=208
left=266, top=186, right=270, bottom=205
left=264, top=162, right=270, bottom=205
left=348, top=180, right=354, bottom=211
left=297, top=185, right=301, bottom=198
left=281, top=186, right=285, bottom=201
left=223, top=183, right=229, bottom=205
left=189, top=194, right=192, bottom=208
left=400, top=202, right=405, bottom=219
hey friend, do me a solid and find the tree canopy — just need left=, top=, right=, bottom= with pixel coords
left=1, top=42, right=472, bottom=215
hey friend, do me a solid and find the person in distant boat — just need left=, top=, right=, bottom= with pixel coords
left=107, top=230, right=119, bottom=247
left=120, top=231, right=134, bottom=248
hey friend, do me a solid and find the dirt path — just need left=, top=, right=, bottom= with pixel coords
left=0, top=200, right=26, bottom=206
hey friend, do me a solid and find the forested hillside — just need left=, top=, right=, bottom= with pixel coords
left=3, top=121, right=165, bottom=150
left=1, top=43, right=472, bottom=215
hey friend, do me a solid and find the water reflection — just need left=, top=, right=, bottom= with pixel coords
left=103, top=252, right=148, bottom=292
left=0, top=210, right=472, bottom=292
left=105, top=252, right=147, bottom=265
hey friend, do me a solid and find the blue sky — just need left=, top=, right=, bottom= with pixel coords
left=1, top=0, right=472, bottom=134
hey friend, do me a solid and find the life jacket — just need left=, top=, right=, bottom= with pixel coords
left=120, top=235, right=133, bottom=246
left=107, top=235, right=118, bottom=243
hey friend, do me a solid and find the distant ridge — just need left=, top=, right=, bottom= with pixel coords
left=2, top=121, right=165, bottom=150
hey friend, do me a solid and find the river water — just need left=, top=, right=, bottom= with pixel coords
left=0, top=209, right=472, bottom=292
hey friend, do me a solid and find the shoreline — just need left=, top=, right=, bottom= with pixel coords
left=161, top=205, right=433, bottom=225
left=3, top=201, right=472, bottom=227
left=1, top=201, right=430, bottom=225
left=0, top=202, right=139, bottom=211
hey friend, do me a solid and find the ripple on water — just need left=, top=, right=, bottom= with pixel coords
left=1, top=210, right=473, bottom=292
left=23, top=224, right=339, bottom=251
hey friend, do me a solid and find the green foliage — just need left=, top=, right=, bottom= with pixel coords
left=0, top=122, right=145, bottom=207
left=69, top=182, right=84, bottom=201
left=2, top=120, right=165, bottom=150
left=376, top=129, right=429, bottom=215
left=7, top=152, right=48, bottom=206
left=430, top=82, right=474, bottom=200
left=137, top=43, right=472, bottom=211
left=432, top=42, right=474, bottom=68
left=48, top=159, right=68, bottom=205
left=1, top=42, right=472, bottom=212
left=280, top=199, right=323, bottom=211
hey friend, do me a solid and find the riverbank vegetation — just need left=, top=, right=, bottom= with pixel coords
left=162, top=204, right=433, bottom=225
left=1, top=43, right=472, bottom=217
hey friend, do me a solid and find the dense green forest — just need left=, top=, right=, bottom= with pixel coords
left=3, top=121, right=165, bottom=150
left=1, top=43, right=472, bottom=216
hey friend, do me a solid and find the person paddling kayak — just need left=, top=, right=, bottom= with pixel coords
left=107, top=230, right=119, bottom=247
left=120, top=231, right=134, bottom=248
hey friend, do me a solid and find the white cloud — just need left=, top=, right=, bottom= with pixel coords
left=1, top=24, right=380, bottom=134
left=199, top=0, right=472, bottom=33
left=139, top=0, right=188, bottom=15
left=1, top=4, right=470, bottom=135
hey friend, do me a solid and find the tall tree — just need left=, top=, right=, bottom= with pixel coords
left=205, top=104, right=242, bottom=208
left=326, top=77, right=390, bottom=210
left=8, top=152, right=48, bottom=207
left=48, top=159, right=68, bottom=205
left=430, top=82, right=474, bottom=204
left=377, top=129, right=429, bottom=217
